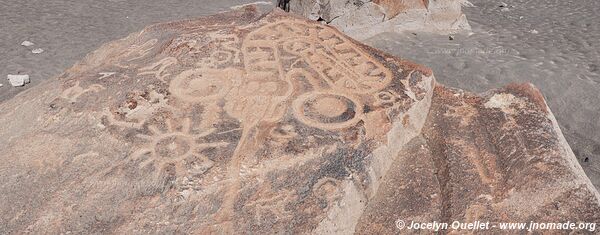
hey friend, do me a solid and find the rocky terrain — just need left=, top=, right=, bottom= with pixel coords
left=286, top=0, right=471, bottom=40
left=285, top=0, right=600, bottom=192
left=4, top=0, right=600, bottom=192
left=363, top=0, right=600, bottom=190
left=1, top=7, right=599, bottom=234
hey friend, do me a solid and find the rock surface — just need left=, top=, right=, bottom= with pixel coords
left=6, top=74, right=30, bottom=87
left=357, top=83, right=600, bottom=234
left=0, top=7, right=598, bottom=234
left=362, top=0, right=600, bottom=194
left=286, top=0, right=472, bottom=40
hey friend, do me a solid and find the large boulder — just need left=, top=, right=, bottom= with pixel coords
left=358, top=83, right=600, bottom=234
left=0, top=7, right=598, bottom=234
left=286, top=0, right=472, bottom=40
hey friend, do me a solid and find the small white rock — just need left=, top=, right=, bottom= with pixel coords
left=501, top=7, right=510, bottom=12
left=7, top=74, right=30, bottom=87
left=530, top=29, right=539, bottom=34
left=21, top=40, right=35, bottom=47
left=31, top=48, right=44, bottom=54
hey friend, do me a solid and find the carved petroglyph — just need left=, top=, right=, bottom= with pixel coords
left=169, top=20, right=396, bottom=130
left=170, top=29, right=295, bottom=222
left=292, top=91, right=364, bottom=130
left=61, top=81, right=105, bottom=103
left=164, top=21, right=403, bottom=228
left=138, top=57, right=178, bottom=83
left=168, top=31, right=242, bottom=69
left=198, top=32, right=242, bottom=66
left=101, top=17, right=410, bottom=231
left=102, top=107, right=144, bottom=129
left=132, top=118, right=229, bottom=177
left=224, top=81, right=291, bottom=124
left=169, top=32, right=210, bottom=54
left=169, top=68, right=239, bottom=103
left=407, top=70, right=430, bottom=101
left=125, top=39, right=157, bottom=62
left=374, top=90, right=405, bottom=108
left=98, top=72, right=116, bottom=80
left=244, top=20, right=393, bottom=94
left=237, top=19, right=397, bottom=130
left=116, top=39, right=158, bottom=68
left=6, top=9, right=596, bottom=235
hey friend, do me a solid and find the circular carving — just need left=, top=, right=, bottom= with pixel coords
left=170, top=68, right=238, bottom=102
left=210, top=50, right=233, bottom=65
left=154, top=135, right=192, bottom=158
left=292, top=91, right=363, bottom=130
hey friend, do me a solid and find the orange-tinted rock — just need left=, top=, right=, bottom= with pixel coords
left=0, top=7, right=598, bottom=234
left=0, top=7, right=433, bottom=234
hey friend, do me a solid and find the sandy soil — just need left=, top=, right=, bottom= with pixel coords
left=365, top=0, right=600, bottom=188
left=1, top=0, right=599, bottom=188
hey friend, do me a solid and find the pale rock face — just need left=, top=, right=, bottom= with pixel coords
left=0, top=7, right=598, bottom=234
left=6, top=74, right=30, bottom=87
left=287, top=0, right=472, bottom=40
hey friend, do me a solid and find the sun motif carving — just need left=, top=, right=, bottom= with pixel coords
left=131, top=118, right=229, bottom=176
